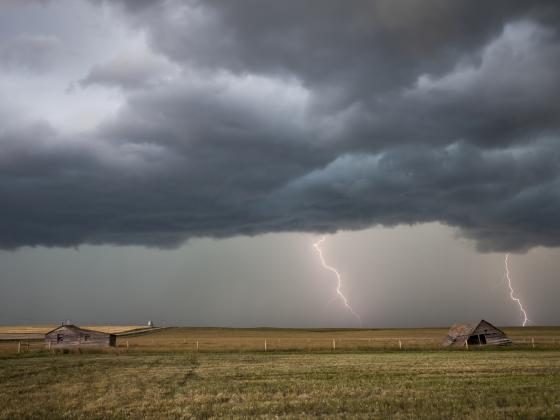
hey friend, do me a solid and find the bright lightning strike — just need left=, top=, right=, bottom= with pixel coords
left=504, top=253, right=529, bottom=327
left=313, top=236, right=362, bottom=326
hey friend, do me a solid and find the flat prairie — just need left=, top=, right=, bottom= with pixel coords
left=0, top=327, right=559, bottom=418
left=118, top=326, right=560, bottom=351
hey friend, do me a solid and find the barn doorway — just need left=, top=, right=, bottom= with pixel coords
left=467, top=334, right=487, bottom=345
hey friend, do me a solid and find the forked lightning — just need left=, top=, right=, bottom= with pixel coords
left=313, top=236, right=362, bottom=326
left=504, top=253, right=529, bottom=326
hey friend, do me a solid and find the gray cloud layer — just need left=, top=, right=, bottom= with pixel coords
left=0, top=33, right=62, bottom=72
left=1, top=0, right=560, bottom=252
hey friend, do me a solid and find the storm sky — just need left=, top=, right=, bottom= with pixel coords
left=1, top=0, right=559, bottom=327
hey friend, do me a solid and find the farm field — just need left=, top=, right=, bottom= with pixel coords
left=0, top=327, right=559, bottom=418
left=0, top=325, right=147, bottom=334
left=1, top=349, right=559, bottom=418
left=1, top=325, right=560, bottom=352
left=118, top=326, right=560, bottom=351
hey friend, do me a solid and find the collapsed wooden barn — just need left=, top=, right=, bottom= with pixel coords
left=45, top=324, right=116, bottom=348
left=442, top=319, right=512, bottom=347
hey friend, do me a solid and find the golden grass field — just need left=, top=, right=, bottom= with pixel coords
left=1, top=325, right=559, bottom=352
left=0, top=325, right=147, bottom=334
left=1, top=326, right=559, bottom=418
left=116, top=326, right=560, bottom=351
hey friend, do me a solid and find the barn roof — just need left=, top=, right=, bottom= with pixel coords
left=447, top=319, right=506, bottom=338
left=446, top=322, right=477, bottom=339
left=45, top=324, right=114, bottom=336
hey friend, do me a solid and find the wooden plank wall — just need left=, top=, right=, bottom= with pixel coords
left=45, top=326, right=114, bottom=348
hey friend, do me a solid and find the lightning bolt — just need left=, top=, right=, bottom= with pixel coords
left=504, top=253, right=529, bottom=327
left=313, top=236, right=362, bottom=326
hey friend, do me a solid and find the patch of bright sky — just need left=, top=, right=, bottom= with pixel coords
left=0, top=0, right=151, bottom=135
left=411, top=20, right=548, bottom=95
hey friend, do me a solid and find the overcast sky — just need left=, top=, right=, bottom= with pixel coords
left=1, top=0, right=559, bottom=327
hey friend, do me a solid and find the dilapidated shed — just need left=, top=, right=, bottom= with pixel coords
left=442, top=319, right=511, bottom=347
left=45, top=324, right=116, bottom=348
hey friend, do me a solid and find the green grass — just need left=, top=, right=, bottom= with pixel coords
left=1, top=349, right=559, bottom=418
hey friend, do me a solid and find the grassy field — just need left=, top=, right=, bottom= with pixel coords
left=1, top=350, right=559, bottom=418
left=1, top=327, right=559, bottom=418
left=118, top=326, right=560, bottom=351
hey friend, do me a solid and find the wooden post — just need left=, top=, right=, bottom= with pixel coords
left=196, top=340, right=199, bottom=351
left=465, top=340, right=469, bottom=350
left=532, top=337, right=535, bottom=348
left=399, top=340, right=402, bottom=350
left=264, top=339, right=267, bottom=352
left=332, top=339, right=336, bottom=350
left=478, top=335, right=482, bottom=346
left=126, top=340, right=129, bottom=349
left=48, top=341, right=51, bottom=351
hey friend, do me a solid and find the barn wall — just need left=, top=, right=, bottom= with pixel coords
left=448, top=335, right=469, bottom=347
left=45, top=326, right=115, bottom=348
left=442, top=335, right=466, bottom=346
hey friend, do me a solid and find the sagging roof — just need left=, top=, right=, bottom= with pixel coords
left=45, top=324, right=114, bottom=337
left=446, top=322, right=478, bottom=339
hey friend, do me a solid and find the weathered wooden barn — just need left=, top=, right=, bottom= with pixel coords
left=442, top=319, right=512, bottom=347
left=45, top=324, right=116, bottom=348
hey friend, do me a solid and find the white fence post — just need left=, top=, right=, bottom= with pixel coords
left=264, top=339, right=267, bottom=352
left=332, top=339, right=336, bottom=350
left=399, top=340, right=402, bottom=350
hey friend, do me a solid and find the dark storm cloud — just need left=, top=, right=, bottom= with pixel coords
left=2, top=0, right=560, bottom=252
left=102, top=0, right=557, bottom=103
